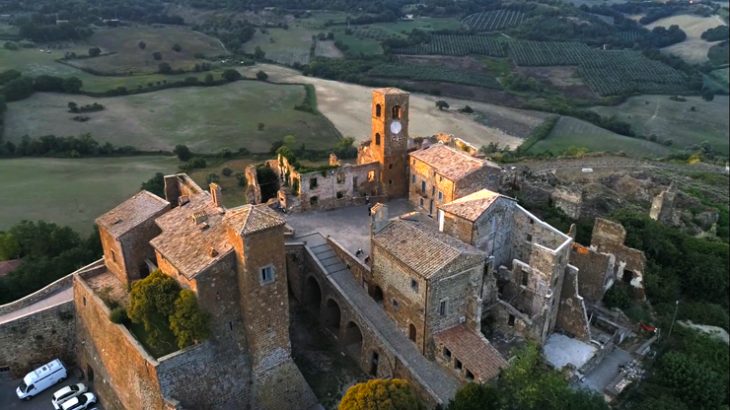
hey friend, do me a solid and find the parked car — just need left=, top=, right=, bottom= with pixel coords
left=60, top=392, right=97, bottom=410
left=52, top=383, right=88, bottom=410
left=16, top=359, right=67, bottom=400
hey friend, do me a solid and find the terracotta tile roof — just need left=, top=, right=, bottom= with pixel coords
left=373, top=212, right=484, bottom=279
left=150, top=194, right=285, bottom=279
left=433, top=325, right=507, bottom=382
left=439, top=189, right=514, bottom=222
left=409, top=144, right=491, bottom=181
left=95, top=191, right=169, bottom=238
left=374, top=87, right=407, bottom=95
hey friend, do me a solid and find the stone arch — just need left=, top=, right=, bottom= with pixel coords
left=343, top=321, right=363, bottom=361
left=304, top=276, right=322, bottom=309
left=324, top=298, right=341, bottom=331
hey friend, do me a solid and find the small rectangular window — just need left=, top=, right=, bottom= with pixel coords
left=309, top=178, right=318, bottom=189
left=465, top=370, right=474, bottom=380
left=508, top=314, right=515, bottom=326
left=438, top=191, right=443, bottom=200
left=411, top=174, right=416, bottom=184
left=521, top=271, right=529, bottom=287
left=443, top=347, right=451, bottom=358
left=526, top=234, right=532, bottom=242
left=111, top=250, right=117, bottom=263
left=455, top=359, right=462, bottom=370
left=260, top=265, right=275, bottom=284
left=439, top=300, right=447, bottom=316
left=421, top=181, right=426, bottom=193
left=410, top=279, right=418, bottom=292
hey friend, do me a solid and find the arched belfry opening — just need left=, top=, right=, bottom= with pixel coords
left=375, top=104, right=382, bottom=117
left=375, top=133, right=381, bottom=145
left=392, top=105, right=401, bottom=119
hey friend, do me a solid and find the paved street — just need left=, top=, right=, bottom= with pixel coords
left=286, top=199, right=413, bottom=256
left=0, top=370, right=103, bottom=410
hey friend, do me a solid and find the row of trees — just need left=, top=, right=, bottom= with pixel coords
left=0, top=134, right=135, bottom=158
left=0, top=70, right=83, bottom=102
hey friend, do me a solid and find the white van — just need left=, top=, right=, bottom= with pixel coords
left=16, top=359, right=68, bottom=400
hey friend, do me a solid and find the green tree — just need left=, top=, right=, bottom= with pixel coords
left=222, top=167, right=233, bottom=177
left=172, top=43, right=182, bottom=52
left=656, top=351, right=724, bottom=409
left=152, top=51, right=162, bottom=60
left=88, top=47, right=101, bottom=57
left=0, top=232, right=21, bottom=260
left=446, top=383, right=499, bottom=410
left=158, top=62, right=172, bottom=74
left=138, top=41, right=146, bottom=50
left=253, top=46, right=265, bottom=59
left=174, top=144, right=192, bottom=161
left=436, top=100, right=449, bottom=110
left=256, top=70, right=268, bottom=81
left=169, top=289, right=210, bottom=348
left=62, top=77, right=82, bottom=93
left=141, top=173, right=165, bottom=197
left=222, top=69, right=242, bottom=82
left=67, top=101, right=79, bottom=113
left=3, top=77, right=34, bottom=101
left=128, top=270, right=181, bottom=334
left=339, top=379, right=423, bottom=410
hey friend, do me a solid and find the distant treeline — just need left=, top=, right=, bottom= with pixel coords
left=0, top=134, right=137, bottom=158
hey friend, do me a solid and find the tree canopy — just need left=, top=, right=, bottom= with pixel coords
left=339, top=379, right=424, bottom=410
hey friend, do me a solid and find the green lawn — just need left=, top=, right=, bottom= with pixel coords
left=0, top=156, right=179, bottom=234
left=4, top=80, right=341, bottom=153
left=591, top=95, right=729, bottom=155
left=528, top=116, right=672, bottom=158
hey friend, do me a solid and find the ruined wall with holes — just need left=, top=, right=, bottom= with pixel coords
left=272, top=155, right=383, bottom=212
left=0, top=301, right=76, bottom=377
left=590, top=218, right=646, bottom=298
left=556, top=265, right=591, bottom=341
left=570, top=243, right=615, bottom=305
left=424, top=265, right=483, bottom=346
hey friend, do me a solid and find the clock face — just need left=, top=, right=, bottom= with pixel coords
left=390, top=120, right=402, bottom=135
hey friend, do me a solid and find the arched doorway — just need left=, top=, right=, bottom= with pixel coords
left=324, top=299, right=341, bottom=331
left=408, top=323, right=417, bottom=342
left=369, top=351, right=379, bottom=376
left=343, top=321, right=363, bottom=361
left=304, top=276, right=322, bottom=310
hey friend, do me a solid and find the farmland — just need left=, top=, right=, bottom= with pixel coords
left=505, top=41, right=688, bottom=96
left=393, top=35, right=507, bottom=57
left=0, top=156, right=179, bottom=234
left=241, top=24, right=315, bottom=65
left=507, top=41, right=591, bottom=66
left=462, top=9, right=526, bottom=32
left=645, top=14, right=728, bottom=64
left=591, top=95, right=729, bottom=155
left=4, top=80, right=341, bottom=153
left=368, top=63, right=501, bottom=89
left=528, top=116, right=672, bottom=158
left=67, top=25, right=227, bottom=74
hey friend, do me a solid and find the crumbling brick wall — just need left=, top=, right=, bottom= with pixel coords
left=570, top=243, right=615, bottom=305
left=556, top=265, right=591, bottom=341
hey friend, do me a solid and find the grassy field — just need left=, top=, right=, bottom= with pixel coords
left=0, top=47, right=228, bottom=93
left=67, top=25, right=227, bottom=74
left=242, top=25, right=315, bottom=65
left=528, top=116, right=672, bottom=158
left=591, top=95, right=729, bottom=155
left=188, top=158, right=254, bottom=209
left=4, top=80, right=341, bottom=153
left=646, top=14, right=728, bottom=63
left=0, top=156, right=179, bottom=234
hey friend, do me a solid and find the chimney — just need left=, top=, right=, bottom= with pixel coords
left=210, top=183, right=223, bottom=208
left=370, top=203, right=389, bottom=234
left=164, top=174, right=181, bottom=205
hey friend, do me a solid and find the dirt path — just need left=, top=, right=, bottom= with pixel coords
left=242, top=64, right=529, bottom=149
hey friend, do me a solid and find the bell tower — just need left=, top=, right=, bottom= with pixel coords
left=370, top=88, right=409, bottom=197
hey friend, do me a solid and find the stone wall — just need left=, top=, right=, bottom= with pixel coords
left=0, top=301, right=76, bottom=377
left=551, top=187, right=582, bottom=220
left=590, top=218, right=646, bottom=298
left=455, top=165, right=501, bottom=198
left=409, top=156, right=455, bottom=216
left=0, top=272, right=74, bottom=316
left=74, top=271, right=165, bottom=410
left=555, top=265, right=591, bottom=341
left=327, top=237, right=372, bottom=285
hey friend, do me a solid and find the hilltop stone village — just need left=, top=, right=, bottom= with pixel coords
left=0, top=88, right=652, bottom=409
